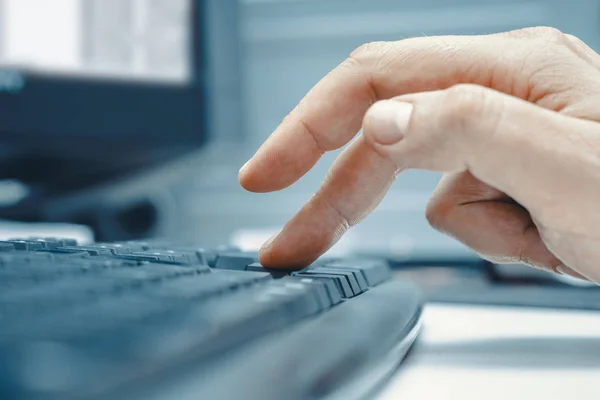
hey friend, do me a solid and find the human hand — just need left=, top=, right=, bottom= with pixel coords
left=239, top=27, right=600, bottom=284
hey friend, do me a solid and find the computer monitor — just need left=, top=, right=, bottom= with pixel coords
left=0, top=0, right=242, bottom=185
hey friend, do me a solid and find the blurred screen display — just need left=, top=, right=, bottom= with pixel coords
left=0, top=0, right=191, bottom=83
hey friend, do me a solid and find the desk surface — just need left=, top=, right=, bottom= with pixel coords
left=377, top=304, right=600, bottom=400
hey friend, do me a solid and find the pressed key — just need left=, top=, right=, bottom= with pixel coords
left=246, top=263, right=290, bottom=278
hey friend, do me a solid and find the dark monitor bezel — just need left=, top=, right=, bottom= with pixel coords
left=0, top=0, right=241, bottom=165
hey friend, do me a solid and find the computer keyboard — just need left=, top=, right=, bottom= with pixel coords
left=0, top=238, right=423, bottom=400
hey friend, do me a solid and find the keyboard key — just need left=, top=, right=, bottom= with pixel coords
left=113, top=242, right=211, bottom=266
left=0, top=263, right=207, bottom=312
left=245, top=263, right=290, bottom=278
left=4, top=240, right=44, bottom=251
left=79, top=243, right=132, bottom=255
left=99, top=264, right=200, bottom=284
left=145, top=270, right=270, bottom=301
left=27, top=238, right=62, bottom=249
left=294, top=271, right=353, bottom=298
left=27, top=237, right=79, bottom=247
left=264, top=279, right=323, bottom=318
left=58, top=238, right=78, bottom=247
left=0, top=242, right=14, bottom=252
left=299, top=269, right=363, bottom=296
left=161, top=246, right=210, bottom=265
left=315, top=266, right=369, bottom=292
left=58, top=246, right=114, bottom=256
left=324, top=259, right=391, bottom=287
left=130, top=250, right=201, bottom=265
left=69, top=258, right=143, bottom=270
left=115, top=241, right=153, bottom=251
left=289, top=277, right=334, bottom=309
left=214, top=253, right=256, bottom=270
left=126, top=253, right=167, bottom=262
left=35, top=249, right=90, bottom=258
left=294, top=276, right=343, bottom=306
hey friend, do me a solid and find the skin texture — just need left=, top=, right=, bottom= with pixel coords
left=239, top=27, right=600, bottom=285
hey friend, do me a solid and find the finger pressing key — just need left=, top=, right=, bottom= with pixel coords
left=259, top=136, right=399, bottom=268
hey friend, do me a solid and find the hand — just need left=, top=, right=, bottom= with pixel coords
left=239, top=27, right=600, bottom=284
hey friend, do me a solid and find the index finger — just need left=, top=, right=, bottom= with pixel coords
left=238, top=35, right=507, bottom=192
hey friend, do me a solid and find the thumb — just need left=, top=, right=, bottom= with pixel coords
left=362, top=84, right=600, bottom=231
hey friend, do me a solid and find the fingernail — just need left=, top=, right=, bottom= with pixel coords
left=239, top=160, right=250, bottom=174
left=367, top=101, right=413, bottom=145
left=261, top=230, right=280, bottom=250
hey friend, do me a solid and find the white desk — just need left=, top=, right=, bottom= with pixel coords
left=377, top=304, right=600, bottom=400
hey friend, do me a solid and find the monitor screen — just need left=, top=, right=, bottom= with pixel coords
left=0, top=0, right=191, bottom=84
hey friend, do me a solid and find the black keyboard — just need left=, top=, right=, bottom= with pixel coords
left=0, top=238, right=423, bottom=400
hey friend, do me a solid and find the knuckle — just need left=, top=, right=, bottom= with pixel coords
left=439, top=84, right=491, bottom=134
left=338, top=53, right=363, bottom=73
left=346, top=42, right=391, bottom=65
left=512, top=26, right=566, bottom=42
left=347, top=41, right=392, bottom=102
left=531, top=26, right=565, bottom=40
left=349, top=41, right=389, bottom=61
left=564, top=33, right=582, bottom=43
left=425, top=197, right=451, bottom=233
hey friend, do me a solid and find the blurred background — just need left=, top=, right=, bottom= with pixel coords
left=0, top=0, right=599, bottom=262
